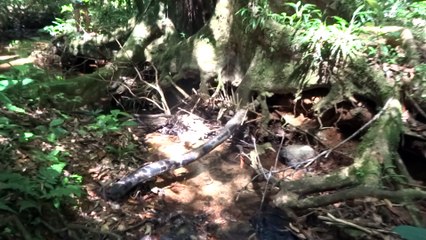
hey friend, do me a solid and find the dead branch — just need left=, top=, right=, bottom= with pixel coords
left=103, top=109, right=247, bottom=201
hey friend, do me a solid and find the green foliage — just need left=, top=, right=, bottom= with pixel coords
left=43, top=0, right=136, bottom=35
left=237, top=1, right=370, bottom=69
left=377, top=0, right=426, bottom=26
left=43, top=17, right=77, bottom=36
left=0, top=64, right=52, bottom=110
left=87, top=109, right=137, bottom=135
left=271, top=1, right=322, bottom=29
left=238, top=0, right=425, bottom=71
left=0, top=69, right=35, bottom=113
left=46, top=117, right=69, bottom=142
left=236, top=0, right=271, bottom=32
left=90, top=2, right=136, bottom=32
left=106, top=142, right=136, bottom=158
left=0, top=66, right=83, bottom=237
left=392, top=225, right=426, bottom=240
left=43, top=3, right=81, bottom=36
left=367, top=44, right=406, bottom=64
left=298, top=6, right=368, bottom=67
left=0, top=111, right=82, bottom=238
left=0, top=150, right=83, bottom=211
left=413, top=64, right=426, bottom=99
left=0, top=151, right=82, bottom=215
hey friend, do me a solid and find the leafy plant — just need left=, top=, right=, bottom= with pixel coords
left=236, top=0, right=271, bottom=32
left=381, top=0, right=426, bottom=26
left=302, top=6, right=366, bottom=67
left=275, top=1, right=322, bottom=29
left=87, top=109, right=137, bottom=135
left=237, top=1, right=368, bottom=69
left=43, top=3, right=77, bottom=36
left=47, top=117, right=69, bottom=142
left=0, top=150, right=82, bottom=211
left=43, top=17, right=77, bottom=36
left=106, top=142, right=136, bottom=158
left=1, top=172, right=81, bottom=210
left=0, top=144, right=83, bottom=239
left=0, top=72, right=34, bottom=113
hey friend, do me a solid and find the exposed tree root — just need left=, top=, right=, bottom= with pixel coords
left=273, top=98, right=426, bottom=221
left=275, top=186, right=426, bottom=209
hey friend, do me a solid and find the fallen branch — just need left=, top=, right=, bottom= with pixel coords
left=103, top=109, right=247, bottom=201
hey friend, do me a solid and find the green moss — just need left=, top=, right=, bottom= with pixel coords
left=348, top=59, right=395, bottom=104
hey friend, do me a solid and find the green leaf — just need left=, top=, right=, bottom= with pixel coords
left=0, top=171, right=26, bottom=182
left=51, top=127, right=69, bottom=137
left=333, top=16, right=348, bottom=26
left=49, top=149, right=61, bottom=157
left=0, top=182, right=34, bottom=194
left=17, top=199, right=40, bottom=212
left=5, top=104, right=25, bottom=113
left=0, top=80, right=18, bottom=91
left=120, top=120, right=138, bottom=127
left=0, top=116, right=9, bottom=123
left=47, top=133, right=57, bottom=143
left=106, top=126, right=119, bottom=131
left=46, top=185, right=82, bottom=199
left=38, top=168, right=60, bottom=185
left=392, top=225, right=426, bottom=240
left=21, top=78, right=34, bottom=85
left=49, top=118, right=64, bottom=128
left=0, top=201, right=16, bottom=213
left=0, top=93, right=12, bottom=104
left=365, top=0, right=379, bottom=10
left=19, top=132, right=34, bottom=142
left=49, top=163, right=66, bottom=173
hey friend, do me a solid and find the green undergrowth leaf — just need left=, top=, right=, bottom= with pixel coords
left=49, top=118, right=65, bottom=128
left=0, top=201, right=17, bottom=213
left=393, top=225, right=426, bottom=240
left=18, top=199, right=41, bottom=212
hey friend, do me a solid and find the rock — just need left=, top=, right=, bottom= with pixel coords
left=279, top=145, right=316, bottom=168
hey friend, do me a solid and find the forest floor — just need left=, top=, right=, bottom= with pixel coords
left=1, top=36, right=426, bottom=240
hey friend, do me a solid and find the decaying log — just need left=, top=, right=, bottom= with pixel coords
left=103, top=109, right=247, bottom=201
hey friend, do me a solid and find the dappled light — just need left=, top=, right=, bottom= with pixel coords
left=1, top=0, right=426, bottom=239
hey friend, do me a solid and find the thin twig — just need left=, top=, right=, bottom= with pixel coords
left=274, top=133, right=285, bottom=170
left=406, top=91, right=426, bottom=120
left=319, top=213, right=394, bottom=237
left=319, top=213, right=373, bottom=234
left=169, top=78, right=191, bottom=99
left=151, top=63, right=171, bottom=114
